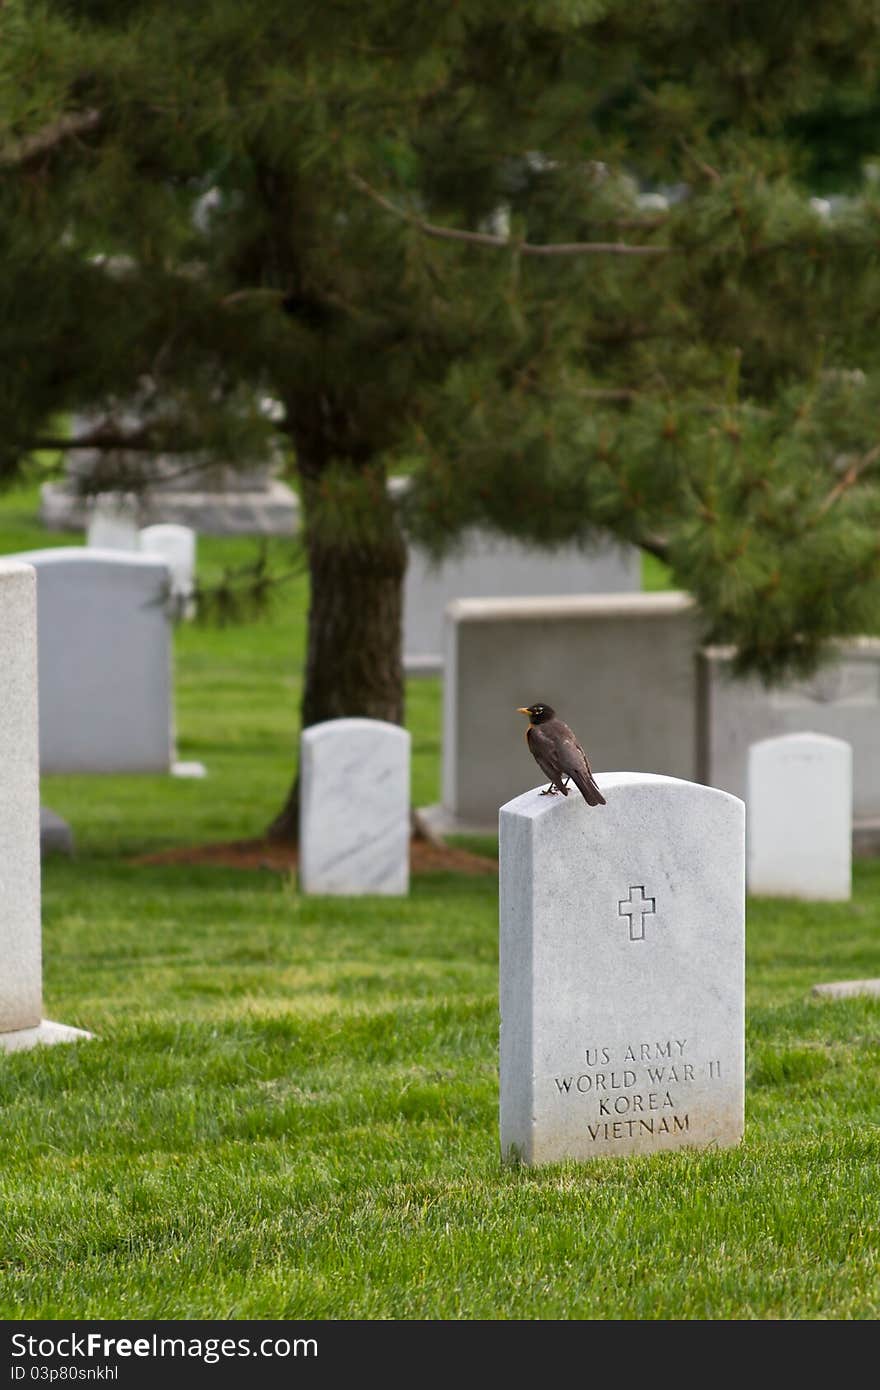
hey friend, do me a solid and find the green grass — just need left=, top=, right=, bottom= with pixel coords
left=642, top=550, right=675, bottom=591
left=2, top=483, right=880, bottom=1320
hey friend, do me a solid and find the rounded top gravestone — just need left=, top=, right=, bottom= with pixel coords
left=499, top=771, right=745, bottom=1165
left=140, top=523, right=198, bottom=619
left=8, top=547, right=175, bottom=774
left=0, top=561, right=43, bottom=1031
left=298, top=718, right=411, bottom=897
left=746, top=730, right=852, bottom=901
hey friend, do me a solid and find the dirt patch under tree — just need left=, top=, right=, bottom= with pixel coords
left=134, top=834, right=498, bottom=877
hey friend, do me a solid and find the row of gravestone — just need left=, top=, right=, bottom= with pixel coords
left=10, top=547, right=878, bottom=845
left=3, top=566, right=843, bottom=898
left=2, top=546, right=869, bottom=910
left=0, top=557, right=867, bottom=1170
left=6, top=534, right=636, bottom=776
left=304, top=721, right=856, bottom=904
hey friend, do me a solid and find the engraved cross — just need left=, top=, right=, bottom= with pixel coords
left=618, top=885, right=656, bottom=941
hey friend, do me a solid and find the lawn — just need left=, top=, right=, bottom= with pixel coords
left=1, top=480, right=880, bottom=1321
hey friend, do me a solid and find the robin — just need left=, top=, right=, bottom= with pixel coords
left=517, top=703, right=606, bottom=806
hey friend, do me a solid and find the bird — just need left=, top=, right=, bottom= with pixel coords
left=517, top=703, right=606, bottom=806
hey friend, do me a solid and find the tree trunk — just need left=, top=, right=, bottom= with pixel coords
left=266, top=466, right=407, bottom=841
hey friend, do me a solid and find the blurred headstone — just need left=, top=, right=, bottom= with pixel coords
left=0, top=559, right=91, bottom=1052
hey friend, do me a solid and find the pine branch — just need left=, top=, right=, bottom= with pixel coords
left=23, top=442, right=269, bottom=490
left=0, top=108, right=101, bottom=167
left=633, top=531, right=669, bottom=562
left=678, top=139, right=721, bottom=185
left=220, top=288, right=288, bottom=307
left=584, top=216, right=669, bottom=231
left=349, top=174, right=670, bottom=258
left=25, top=428, right=157, bottom=452
left=193, top=546, right=307, bottom=628
left=577, top=387, right=640, bottom=400
left=815, top=443, right=880, bottom=519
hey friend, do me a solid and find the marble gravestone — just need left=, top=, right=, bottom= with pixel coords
left=9, top=547, right=175, bottom=774
left=299, top=718, right=410, bottom=895
left=747, top=732, right=852, bottom=900
left=140, top=523, right=197, bottom=619
left=0, top=560, right=91, bottom=1052
left=85, top=492, right=141, bottom=551
left=499, top=772, right=745, bottom=1164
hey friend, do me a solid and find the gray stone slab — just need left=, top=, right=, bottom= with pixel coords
left=0, top=561, right=43, bottom=1032
left=41, top=405, right=298, bottom=535
left=86, top=493, right=141, bottom=550
left=9, top=547, right=175, bottom=774
left=41, top=479, right=298, bottom=536
left=299, top=718, right=410, bottom=895
left=499, top=772, right=745, bottom=1164
left=139, top=524, right=197, bottom=619
left=0, top=560, right=91, bottom=1049
left=40, top=807, right=75, bottom=857
left=698, top=640, right=880, bottom=819
left=747, top=732, right=852, bottom=900
left=403, top=532, right=641, bottom=674
left=811, top=979, right=880, bottom=999
left=439, top=592, right=699, bottom=829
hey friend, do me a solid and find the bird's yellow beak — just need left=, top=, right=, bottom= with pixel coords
left=517, top=706, right=531, bottom=715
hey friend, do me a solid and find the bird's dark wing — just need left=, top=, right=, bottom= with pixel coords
left=526, top=724, right=567, bottom=786
left=547, top=719, right=607, bottom=806
left=526, top=718, right=606, bottom=805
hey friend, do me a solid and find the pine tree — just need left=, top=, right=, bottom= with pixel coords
left=3, top=1, right=880, bottom=836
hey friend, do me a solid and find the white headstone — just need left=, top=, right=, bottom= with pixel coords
left=86, top=492, right=141, bottom=551
left=299, top=718, right=410, bottom=895
left=0, top=560, right=91, bottom=1051
left=140, top=523, right=197, bottom=619
left=403, top=531, right=641, bottom=674
left=0, top=562, right=42, bottom=1034
left=427, top=592, right=698, bottom=833
left=8, top=547, right=175, bottom=774
left=746, top=732, right=852, bottom=900
left=499, top=772, right=745, bottom=1164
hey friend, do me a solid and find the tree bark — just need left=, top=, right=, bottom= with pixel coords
left=266, top=466, right=407, bottom=841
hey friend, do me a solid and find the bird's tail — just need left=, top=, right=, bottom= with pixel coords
left=570, top=768, right=606, bottom=806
